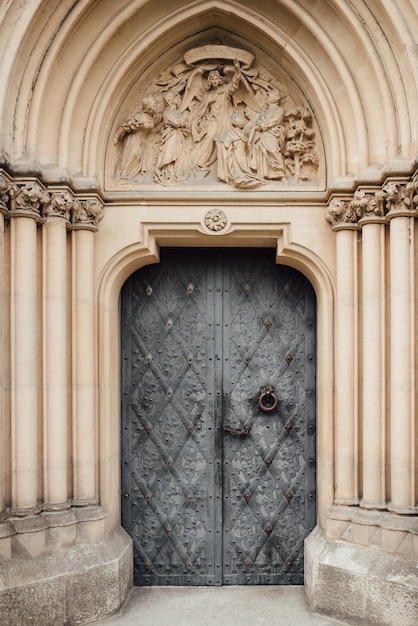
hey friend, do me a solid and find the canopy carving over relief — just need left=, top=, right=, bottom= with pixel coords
left=109, top=45, right=321, bottom=190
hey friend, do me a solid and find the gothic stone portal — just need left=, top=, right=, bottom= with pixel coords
left=120, top=249, right=316, bottom=586
left=110, top=45, right=320, bottom=190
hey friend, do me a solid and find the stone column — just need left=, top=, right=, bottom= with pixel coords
left=42, top=191, right=73, bottom=510
left=326, top=199, right=359, bottom=505
left=71, top=198, right=104, bottom=506
left=384, top=182, right=416, bottom=513
left=355, top=191, right=387, bottom=509
left=9, top=182, right=49, bottom=514
left=0, top=173, right=12, bottom=513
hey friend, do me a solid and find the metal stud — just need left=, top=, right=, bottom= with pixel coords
left=285, top=352, right=293, bottom=364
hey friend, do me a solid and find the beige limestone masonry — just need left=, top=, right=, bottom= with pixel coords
left=0, top=1, right=417, bottom=625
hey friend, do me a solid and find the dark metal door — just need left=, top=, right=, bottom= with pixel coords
left=121, top=249, right=316, bottom=586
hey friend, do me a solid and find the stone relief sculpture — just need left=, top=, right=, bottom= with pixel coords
left=112, top=45, right=319, bottom=189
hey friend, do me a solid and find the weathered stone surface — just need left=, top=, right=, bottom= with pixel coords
left=0, top=527, right=132, bottom=625
left=0, top=579, right=65, bottom=626
left=305, top=526, right=418, bottom=626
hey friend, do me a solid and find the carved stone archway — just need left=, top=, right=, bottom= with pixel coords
left=0, top=1, right=417, bottom=624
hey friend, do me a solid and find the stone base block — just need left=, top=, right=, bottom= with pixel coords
left=0, top=526, right=133, bottom=626
left=305, top=525, right=418, bottom=626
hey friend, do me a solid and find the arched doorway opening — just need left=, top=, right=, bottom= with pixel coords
left=120, top=247, right=316, bottom=586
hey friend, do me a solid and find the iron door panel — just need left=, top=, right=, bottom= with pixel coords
left=221, top=251, right=316, bottom=584
left=121, top=253, right=221, bottom=585
left=120, top=249, right=316, bottom=586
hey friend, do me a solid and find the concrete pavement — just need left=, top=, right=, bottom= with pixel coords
left=97, top=586, right=349, bottom=626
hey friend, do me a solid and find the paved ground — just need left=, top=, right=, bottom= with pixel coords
left=97, top=586, right=348, bottom=626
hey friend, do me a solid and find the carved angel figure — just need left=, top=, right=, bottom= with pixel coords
left=113, top=94, right=159, bottom=179
left=184, top=60, right=260, bottom=176
left=215, top=112, right=265, bottom=189
left=154, top=91, right=191, bottom=184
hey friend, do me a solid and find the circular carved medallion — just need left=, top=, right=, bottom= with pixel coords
left=204, top=209, right=228, bottom=232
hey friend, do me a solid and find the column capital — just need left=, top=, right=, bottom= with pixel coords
left=9, top=180, right=50, bottom=221
left=70, top=196, right=104, bottom=232
left=325, top=196, right=359, bottom=230
left=383, top=175, right=418, bottom=219
left=43, top=189, right=76, bottom=222
left=326, top=171, right=418, bottom=230
left=0, top=171, right=17, bottom=216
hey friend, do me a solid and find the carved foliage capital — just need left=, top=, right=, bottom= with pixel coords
left=10, top=181, right=50, bottom=218
left=325, top=198, right=358, bottom=227
left=0, top=173, right=18, bottom=215
left=71, top=198, right=104, bottom=228
left=44, top=191, right=76, bottom=220
left=326, top=172, right=418, bottom=229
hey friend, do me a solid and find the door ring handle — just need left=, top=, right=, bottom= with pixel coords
left=258, top=385, right=278, bottom=412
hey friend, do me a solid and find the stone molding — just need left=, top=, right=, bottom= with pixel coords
left=326, top=505, right=418, bottom=558
left=325, top=170, right=418, bottom=228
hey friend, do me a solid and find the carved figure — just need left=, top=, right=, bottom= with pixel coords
left=248, top=90, right=286, bottom=180
left=154, top=91, right=190, bottom=184
left=189, top=60, right=244, bottom=175
left=216, top=112, right=265, bottom=189
left=114, top=94, right=159, bottom=179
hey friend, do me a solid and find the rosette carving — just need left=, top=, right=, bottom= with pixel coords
left=204, top=209, right=228, bottom=232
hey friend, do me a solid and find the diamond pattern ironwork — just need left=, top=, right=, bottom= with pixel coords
left=121, top=249, right=316, bottom=586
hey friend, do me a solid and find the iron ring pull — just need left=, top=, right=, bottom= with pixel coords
left=258, top=385, right=279, bottom=413
left=223, top=424, right=252, bottom=436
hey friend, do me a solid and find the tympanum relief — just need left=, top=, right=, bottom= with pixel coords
left=109, top=45, right=321, bottom=190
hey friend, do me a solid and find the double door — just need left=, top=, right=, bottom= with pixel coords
left=121, top=248, right=316, bottom=585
